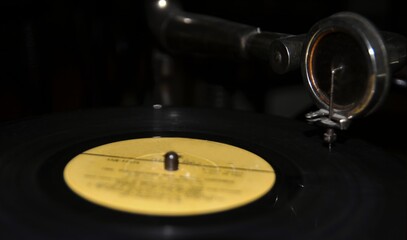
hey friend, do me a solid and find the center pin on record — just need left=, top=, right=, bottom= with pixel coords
left=164, top=151, right=179, bottom=171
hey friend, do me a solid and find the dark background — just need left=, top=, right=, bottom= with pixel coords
left=0, top=0, right=406, bottom=160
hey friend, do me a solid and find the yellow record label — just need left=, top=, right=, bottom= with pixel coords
left=63, top=137, right=276, bottom=216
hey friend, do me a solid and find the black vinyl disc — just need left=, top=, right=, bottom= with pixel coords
left=0, top=106, right=405, bottom=240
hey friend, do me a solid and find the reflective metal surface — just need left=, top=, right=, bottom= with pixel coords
left=302, top=12, right=406, bottom=119
left=146, top=0, right=303, bottom=73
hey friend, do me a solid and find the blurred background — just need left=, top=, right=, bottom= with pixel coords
left=0, top=0, right=406, bottom=160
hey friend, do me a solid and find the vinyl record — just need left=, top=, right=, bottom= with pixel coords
left=0, top=106, right=405, bottom=240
